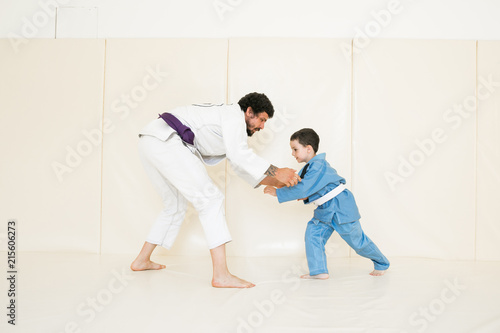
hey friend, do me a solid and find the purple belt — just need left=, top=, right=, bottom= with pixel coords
left=158, top=112, right=195, bottom=145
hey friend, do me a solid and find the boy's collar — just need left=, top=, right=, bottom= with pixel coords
left=306, top=153, right=326, bottom=163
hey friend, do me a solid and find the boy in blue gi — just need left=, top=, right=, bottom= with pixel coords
left=264, top=128, right=390, bottom=279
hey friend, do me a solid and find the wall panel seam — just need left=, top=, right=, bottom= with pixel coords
left=474, top=40, right=478, bottom=261
left=349, top=38, right=354, bottom=259
left=99, top=39, right=108, bottom=255
left=225, top=38, right=230, bottom=223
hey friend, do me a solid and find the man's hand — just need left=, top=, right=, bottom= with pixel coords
left=275, top=167, right=301, bottom=187
left=263, top=186, right=277, bottom=197
left=264, top=165, right=301, bottom=187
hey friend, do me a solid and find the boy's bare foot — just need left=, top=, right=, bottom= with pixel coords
left=130, top=259, right=166, bottom=271
left=370, top=269, right=387, bottom=276
left=300, top=273, right=329, bottom=280
left=212, top=274, right=255, bottom=288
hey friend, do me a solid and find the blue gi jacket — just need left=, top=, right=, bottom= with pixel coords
left=276, top=153, right=361, bottom=224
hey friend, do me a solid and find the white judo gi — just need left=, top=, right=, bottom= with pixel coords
left=138, top=103, right=270, bottom=249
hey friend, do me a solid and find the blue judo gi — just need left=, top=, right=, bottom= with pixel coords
left=276, top=153, right=390, bottom=275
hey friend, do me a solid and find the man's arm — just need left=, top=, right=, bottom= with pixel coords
left=262, top=165, right=301, bottom=187
left=259, top=176, right=286, bottom=188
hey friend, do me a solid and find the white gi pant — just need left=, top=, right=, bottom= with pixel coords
left=138, top=134, right=231, bottom=250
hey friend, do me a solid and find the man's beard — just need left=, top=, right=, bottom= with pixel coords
left=246, top=128, right=253, bottom=137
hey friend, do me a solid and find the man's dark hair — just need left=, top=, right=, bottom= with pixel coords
left=290, top=128, right=320, bottom=153
left=238, top=92, right=274, bottom=118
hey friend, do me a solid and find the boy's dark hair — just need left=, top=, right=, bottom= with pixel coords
left=238, top=92, right=274, bottom=118
left=290, top=128, right=320, bottom=153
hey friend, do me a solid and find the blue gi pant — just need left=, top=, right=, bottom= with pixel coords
left=305, top=217, right=390, bottom=275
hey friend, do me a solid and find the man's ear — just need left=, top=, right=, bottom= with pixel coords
left=245, top=106, right=254, bottom=117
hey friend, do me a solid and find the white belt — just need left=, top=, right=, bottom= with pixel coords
left=310, top=184, right=346, bottom=206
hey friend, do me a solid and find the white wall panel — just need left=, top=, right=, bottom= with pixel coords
left=100, top=39, right=227, bottom=255
left=1, top=37, right=496, bottom=261
left=56, top=7, right=98, bottom=38
left=476, top=41, right=500, bottom=261
left=353, top=40, right=476, bottom=259
left=0, top=39, right=105, bottom=252
left=4, top=0, right=500, bottom=40
left=226, top=38, right=352, bottom=257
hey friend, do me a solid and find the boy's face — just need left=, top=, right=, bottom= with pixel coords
left=290, top=140, right=312, bottom=163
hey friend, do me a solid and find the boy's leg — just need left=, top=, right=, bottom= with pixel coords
left=334, top=219, right=390, bottom=274
left=303, top=220, right=334, bottom=278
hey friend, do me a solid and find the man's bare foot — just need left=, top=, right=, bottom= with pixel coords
left=370, top=269, right=387, bottom=276
left=212, top=274, right=255, bottom=288
left=300, top=273, right=329, bottom=280
left=130, top=259, right=166, bottom=271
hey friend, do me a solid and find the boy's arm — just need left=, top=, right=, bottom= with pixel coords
left=276, top=182, right=310, bottom=203
left=276, top=162, right=326, bottom=203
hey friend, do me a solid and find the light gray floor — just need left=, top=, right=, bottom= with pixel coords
left=1, top=253, right=499, bottom=333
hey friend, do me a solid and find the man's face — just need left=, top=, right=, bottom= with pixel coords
left=244, top=108, right=269, bottom=137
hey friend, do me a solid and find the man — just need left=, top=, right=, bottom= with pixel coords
left=131, top=92, right=300, bottom=288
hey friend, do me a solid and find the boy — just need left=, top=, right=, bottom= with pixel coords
left=264, top=128, right=390, bottom=279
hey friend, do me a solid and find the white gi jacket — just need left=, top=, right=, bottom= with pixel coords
left=139, top=103, right=271, bottom=187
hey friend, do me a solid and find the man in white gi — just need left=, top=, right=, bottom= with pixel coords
left=130, top=92, right=300, bottom=288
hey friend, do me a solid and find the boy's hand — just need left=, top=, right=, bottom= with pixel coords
left=263, top=186, right=277, bottom=197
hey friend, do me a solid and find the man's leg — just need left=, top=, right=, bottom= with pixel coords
left=210, top=243, right=254, bottom=288
left=131, top=241, right=166, bottom=271
left=135, top=135, right=250, bottom=287
left=131, top=136, right=188, bottom=271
